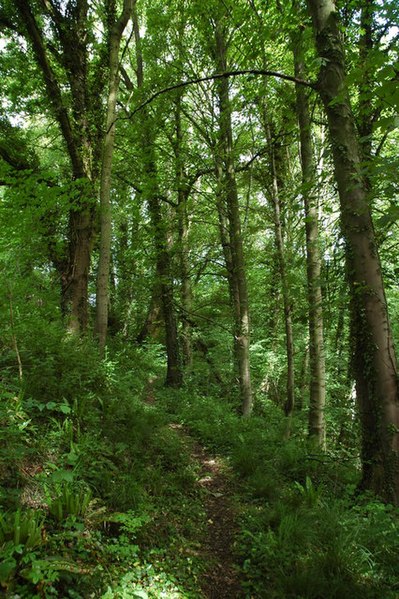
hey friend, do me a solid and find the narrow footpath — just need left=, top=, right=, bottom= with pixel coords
left=193, top=441, right=243, bottom=598
left=170, top=423, right=243, bottom=598
left=146, top=381, right=243, bottom=597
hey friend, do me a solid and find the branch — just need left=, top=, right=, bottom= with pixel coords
left=120, top=65, right=134, bottom=91
left=115, top=171, right=177, bottom=207
left=236, top=146, right=269, bottom=172
left=0, top=147, right=33, bottom=171
left=121, top=69, right=316, bottom=122
left=174, top=301, right=233, bottom=334
left=0, top=14, right=19, bottom=33
left=14, top=0, right=84, bottom=178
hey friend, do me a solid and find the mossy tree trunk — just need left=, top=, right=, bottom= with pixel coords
left=308, top=0, right=399, bottom=502
left=267, top=129, right=295, bottom=421
left=15, top=0, right=105, bottom=334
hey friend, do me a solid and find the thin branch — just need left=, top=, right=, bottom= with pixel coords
left=115, top=171, right=178, bottom=207
left=374, top=128, right=391, bottom=157
left=174, top=301, right=232, bottom=334
left=120, top=65, right=134, bottom=91
left=120, top=69, right=315, bottom=122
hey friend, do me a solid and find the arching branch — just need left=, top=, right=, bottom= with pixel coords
left=118, top=69, right=316, bottom=126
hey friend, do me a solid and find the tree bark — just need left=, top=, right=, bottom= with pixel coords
left=15, top=0, right=99, bottom=333
left=174, top=95, right=193, bottom=368
left=308, top=0, right=399, bottom=502
left=214, top=21, right=253, bottom=416
left=133, top=4, right=182, bottom=387
left=136, top=283, right=162, bottom=344
left=267, top=130, right=295, bottom=420
left=293, top=26, right=326, bottom=447
left=95, top=0, right=132, bottom=355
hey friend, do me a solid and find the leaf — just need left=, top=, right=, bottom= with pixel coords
left=0, top=558, right=16, bottom=583
left=50, top=469, right=74, bottom=483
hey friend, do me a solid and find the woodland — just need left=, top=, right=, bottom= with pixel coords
left=0, top=0, right=399, bottom=597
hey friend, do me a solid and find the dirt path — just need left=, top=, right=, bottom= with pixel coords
left=169, top=424, right=243, bottom=598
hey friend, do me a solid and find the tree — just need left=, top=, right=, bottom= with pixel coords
left=214, top=16, right=253, bottom=415
left=307, top=0, right=399, bottom=502
left=95, top=0, right=133, bottom=355
left=292, top=22, right=326, bottom=446
left=132, top=1, right=183, bottom=387
left=12, top=0, right=106, bottom=332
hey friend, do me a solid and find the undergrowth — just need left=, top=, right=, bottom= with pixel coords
left=0, top=334, right=206, bottom=598
left=158, top=388, right=399, bottom=599
left=1, top=328, right=399, bottom=598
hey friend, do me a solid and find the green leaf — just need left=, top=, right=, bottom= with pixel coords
left=50, top=469, right=74, bottom=483
left=0, top=558, right=16, bottom=583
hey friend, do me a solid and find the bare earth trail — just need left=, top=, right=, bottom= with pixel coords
left=169, top=424, right=244, bottom=599
left=144, top=381, right=244, bottom=597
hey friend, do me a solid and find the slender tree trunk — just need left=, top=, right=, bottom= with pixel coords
left=133, top=5, right=182, bottom=387
left=67, top=208, right=92, bottom=332
left=293, top=27, right=326, bottom=446
left=136, top=283, right=162, bottom=344
left=268, top=133, right=295, bottom=419
left=214, top=22, right=253, bottom=416
left=308, top=0, right=399, bottom=502
left=174, top=96, right=193, bottom=368
left=95, top=0, right=132, bottom=355
left=252, top=20, right=295, bottom=420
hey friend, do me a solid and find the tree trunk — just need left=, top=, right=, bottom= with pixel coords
left=308, top=0, right=399, bottom=502
left=174, top=96, right=193, bottom=368
left=214, top=21, right=253, bottom=416
left=357, top=0, right=375, bottom=169
left=67, top=208, right=92, bottom=333
left=136, top=283, right=162, bottom=344
left=95, top=0, right=132, bottom=355
left=268, top=131, right=295, bottom=420
left=293, top=27, right=326, bottom=447
left=133, top=4, right=182, bottom=387
left=15, top=0, right=99, bottom=334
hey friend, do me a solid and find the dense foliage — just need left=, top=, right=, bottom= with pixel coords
left=0, top=0, right=399, bottom=596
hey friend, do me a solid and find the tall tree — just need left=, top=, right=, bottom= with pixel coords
left=95, top=0, right=133, bottom=354
left=132, top=2, right=183, bottom=387
left=293, top=23, right=326, bottom=446
left=214, top=17, right=253, bottom=416
left=307, top=0, right=399, bottom=502
left=13, top=0, right=106, bottom=332
left=265, top=121, right=296, bottom=422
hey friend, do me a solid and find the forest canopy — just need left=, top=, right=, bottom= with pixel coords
left=0, top=0, right=399, bottom=597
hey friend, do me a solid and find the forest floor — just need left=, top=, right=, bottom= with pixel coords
left=170, top=423, right=243, bottom=598
left=146, top=381, right=243, bottom=598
